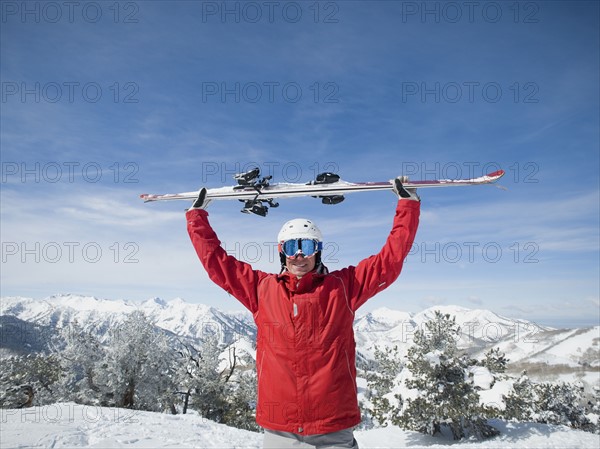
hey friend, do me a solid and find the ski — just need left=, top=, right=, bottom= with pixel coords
left=140, top=168, right=505, bottom=216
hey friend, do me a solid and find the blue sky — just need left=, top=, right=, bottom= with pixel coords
left=1, top=1, right=598, bottom=328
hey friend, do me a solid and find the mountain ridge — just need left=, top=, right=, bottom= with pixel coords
left=1, top=295, right=598, bottom=374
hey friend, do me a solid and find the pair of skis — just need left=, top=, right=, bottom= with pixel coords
left=140, top=167, right=505, bottom=216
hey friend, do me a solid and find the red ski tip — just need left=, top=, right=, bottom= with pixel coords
left=487, top=170, right=505, bottom=179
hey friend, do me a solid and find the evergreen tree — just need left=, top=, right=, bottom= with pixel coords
left=190, top=335, right=229, bottom=421
left=364, top=345, right=402, bottom=426
left=173, top=340, right=203, bottom=414
left=0, top=353, right=60, bottom=407
left=173, top=335, right=232, bottom=421
left=222, top=368, right=259, bottom=431
left=54, top=321, right=105, bottom=405
left=172, top=335, right=259, bottom=429
left=398, top=312, right=499, bottom=440
left=587, top=386, right=600, bottom=434
left=502, top=372, right=536, bottom=422
left=503, top=374, right=595, bottom=432
left=479, top=347, right=508, bottom=375
left=100, top=310, right=176, bottom=411
left=534, top=381, right=593, bottom=431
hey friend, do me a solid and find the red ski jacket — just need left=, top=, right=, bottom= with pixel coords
left=186, top=200, right=420, bottom=435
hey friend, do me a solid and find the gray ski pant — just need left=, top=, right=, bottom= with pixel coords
left=263, top=428, right=359, bottom=449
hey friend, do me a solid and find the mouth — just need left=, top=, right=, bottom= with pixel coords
left=285, top=253, right=316, bottom=275
left=291, top=261, right=309, bottom=270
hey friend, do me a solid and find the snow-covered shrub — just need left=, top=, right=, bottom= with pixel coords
left=0, top=353, right=60, bottom=407
left=502, top=373, right=536, bottom=422
left=503, top=373, right=596, bottom=432
left=51, top=312, right=177, bottom=411
left=175, top=334, right=229, bottom=420
left=221, top=368, right=259, bottom=432
left=98, top=311, right=177, bottom=411
left=54, top=321, right=105, bottom=405
left=478, top=347, right=508, bottom=376
left=587, top=385, right=600, bottom=434
left=535, top=381, right=592, bottom=430
left=173, top=336, right=258, bottom=431
left=364, top=345, right=403, bottom=427
left=397, top=312, right=500, bottom=440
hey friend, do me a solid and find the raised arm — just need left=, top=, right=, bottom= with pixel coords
left=186, top=208, right=267, bottom=314
left=334, top=180, right=420, bottom=311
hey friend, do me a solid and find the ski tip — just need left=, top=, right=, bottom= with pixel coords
left=139, top=194, right=155, bottom=203
left=487, top=170, right=505, bottom=180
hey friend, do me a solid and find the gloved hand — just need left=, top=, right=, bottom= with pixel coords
left=189, top=188, right=211, bottom=210
left=393, top=177, right=420, bottom=201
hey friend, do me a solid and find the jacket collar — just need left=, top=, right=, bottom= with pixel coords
left=277, top=268, right=326, bottom=293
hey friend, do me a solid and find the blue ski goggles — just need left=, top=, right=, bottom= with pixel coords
left=279, top=238, right=323, bottom=258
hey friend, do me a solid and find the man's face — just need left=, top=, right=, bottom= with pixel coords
left=285, top=254, right=316, bottom=278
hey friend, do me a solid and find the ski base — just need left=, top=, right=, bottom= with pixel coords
left=140, top=168, right=505, bottom=216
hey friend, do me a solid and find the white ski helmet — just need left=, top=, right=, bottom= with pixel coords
left=277, top=218, right=323, bottom=243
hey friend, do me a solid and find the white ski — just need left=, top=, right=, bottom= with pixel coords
left=140, top=168, right=505, bottom=216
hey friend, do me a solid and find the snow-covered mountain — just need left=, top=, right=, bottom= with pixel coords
left=1, top=294, right=256, bottom=348
left=354, top=304, right=554, bottom=360
left=2, top=295, right=598, bottom=378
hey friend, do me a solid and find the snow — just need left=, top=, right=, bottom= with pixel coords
left=469, top=366, right=495, bottom=390
left=2, top=296, right=599, bottom=447
left=478, top=379, right=514, bottom=411
left=2, top=403, right=599, bottom=448
left=356, top=421, right=600, bottom=448
left=1, top=403, right=262, bottom=448
left=424, top=350, right=443, bottom=367
left=536, top=327, right=600, bottom=367
left=361, top=307, right=413, bottom=327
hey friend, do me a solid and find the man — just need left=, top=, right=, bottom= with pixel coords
left=186, top=178, right=420, bottom=448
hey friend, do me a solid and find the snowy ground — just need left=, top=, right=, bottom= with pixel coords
left=1, top=403, right=598, bottom=448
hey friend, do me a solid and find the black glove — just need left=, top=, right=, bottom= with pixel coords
left=189, top=188, right=211, bottom=210
left=393, top=177, right=420, bottom=202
